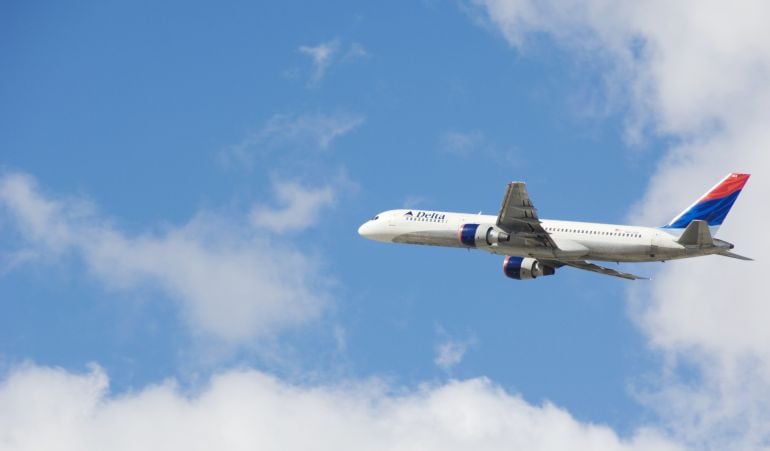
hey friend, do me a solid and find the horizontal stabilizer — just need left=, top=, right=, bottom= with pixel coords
left=718, top=251, right=754, bottom=261
left=677, top=220, right=713, bottom=246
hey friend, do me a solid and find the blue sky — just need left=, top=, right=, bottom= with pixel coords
left=2, top=2, right=768, bottom=450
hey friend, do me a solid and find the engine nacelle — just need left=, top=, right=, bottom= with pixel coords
left=458, top=223, right=510, bottom=247
left=503, top=256, right=556, bottom=280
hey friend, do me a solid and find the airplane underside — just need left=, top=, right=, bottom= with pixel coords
left=390, top=230, right=735, bottom=263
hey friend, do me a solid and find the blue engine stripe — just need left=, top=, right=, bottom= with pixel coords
left=665, top=189, right=742, bottom=228
left=460, top=224, right=479, bottom=247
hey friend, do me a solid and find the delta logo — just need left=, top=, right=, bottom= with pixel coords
left=404, top=210, right=446, bottom=220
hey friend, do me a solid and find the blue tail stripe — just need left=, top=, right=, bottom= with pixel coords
left=664, top=189, right=742, bottom=228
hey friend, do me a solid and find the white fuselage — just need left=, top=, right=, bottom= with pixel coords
left=358, top=209, right=733, bottom=262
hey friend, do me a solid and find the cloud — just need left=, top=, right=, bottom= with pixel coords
left=438, top=129, right=518, bottom=165
left=299, top=39, right=340, bottom=84
left=223, top=112, right=365, bottom=168
left=0, top=363, right=682, bottom=451
left=434, top=338, right=474, bottom=372
left=345, top=41, right=369, bottom=60
left=439, top=130, right=486, bottom=156
left=434, top=327, right=477, bottom=372
left=298, top=40, right=368, bottom=85
left=0, top=172, right=330, bottom=343
left=250, top=179, right=336, bottom=233
left=472, top=0, right=770, bottom=448
left=402, top=195, right=428, bottom=209
left=261, top=113, right=365, bottom=150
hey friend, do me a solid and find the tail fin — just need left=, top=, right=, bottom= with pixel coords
left=662, top=173, right=750, bottom=235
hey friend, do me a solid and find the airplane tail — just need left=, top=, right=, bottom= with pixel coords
left=662, top=173, right=750, bottom=236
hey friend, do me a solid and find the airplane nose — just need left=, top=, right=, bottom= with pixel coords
left=358, top=218, right=391, bottom=242
left=357, top=221, right=371, bottom=237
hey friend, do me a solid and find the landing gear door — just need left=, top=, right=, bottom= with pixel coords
left=650, top=235, right=659, bottom=258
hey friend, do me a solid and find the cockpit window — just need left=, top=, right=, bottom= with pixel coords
left=372, top=215, right=379, bottom=220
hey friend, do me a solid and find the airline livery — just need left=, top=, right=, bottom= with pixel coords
left=358, top=173, right=752, bottom=280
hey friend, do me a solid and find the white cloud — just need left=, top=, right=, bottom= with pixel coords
left=0, top=363, right=682, bottom=451
left=439, top=130, right=485, bottom=156
left=299, top=39, right=340, bottom=84
left=345, top=41, right=369, bottom=60
left=298, top=39, right=369, bottom=85
left=438, top=129, right=518, bottom=165
left=0, top=249, right=38, bottom=274
left=0, top=172, right=330, bottom=343
left=261, top=112, right=365, bottom=150
left=250, top=180, right=336, bottom=233
left=434, top=328, right=477, bottom=372
left=332, top=324, right=347, bottom=352
left=223, top=112, right=365, bottom=168
left=472, top=0, right=770, bottom=448
left=402, top=195, right=428, bottom=209
left=434, top=338, right=473, bottom=372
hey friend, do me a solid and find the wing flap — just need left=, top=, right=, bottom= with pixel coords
left=545, top=260, right=648, bottom=280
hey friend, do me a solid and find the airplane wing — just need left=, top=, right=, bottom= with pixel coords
left=496, top=182, right=557, bottom=248
left=497, top=183, right=645, bottom=279
left=544, top=260, right=648, bottom=280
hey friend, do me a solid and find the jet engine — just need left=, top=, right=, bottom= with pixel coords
left=458, top=223, right=510, bottom=247
left=503, top=256, right=555, bottom=280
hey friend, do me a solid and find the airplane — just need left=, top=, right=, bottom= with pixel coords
left=357, top=173, right=752, bottom=280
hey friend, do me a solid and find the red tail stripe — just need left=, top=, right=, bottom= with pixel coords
left=700, top=173, right=750, bottom=202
